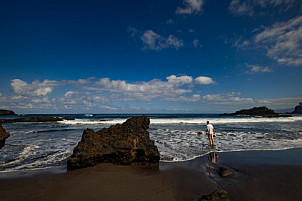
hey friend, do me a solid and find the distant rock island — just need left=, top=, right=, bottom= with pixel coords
left=0, top=123, right=10, bottom=149
left=67, top=115, right=160, bottom=170
left=290, top=102, right=302, bottom=114
left=0, top=116, right=75, bottom=123
left=220, top=106, right=291, bottom=117
left=0, top=110, right=15, bottom=116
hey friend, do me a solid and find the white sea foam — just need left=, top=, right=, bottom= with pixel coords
left=150, top=125, right=302, bottom=162
left=58, top=116, right=302, bottom=126
left=58, top=118, right=127, bottom=125
left=0, top=144, right=38, bottom=166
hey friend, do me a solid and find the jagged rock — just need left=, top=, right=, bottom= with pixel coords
left=220, top=106, right=291, bottom=117
left=0, top=123, right=10, bottom=149
left=0, top=109, right=15, bottom=116
left=198, top=190, right=230, bottom=201
left=0, top=117, right=75, bottom=123
left=291, top=103, right=302, bottom=114
left=218, top=167, right=234, bottom=178
left=67, top=115, right=160, bottom=170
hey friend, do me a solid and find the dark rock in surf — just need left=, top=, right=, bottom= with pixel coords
left=198, top=190, right=230, bottom=201
left=67, top=115, right=160, bottom=170
left=0, top=109, right=15, bottom=116
left=0, top=116, right=75, bottom=124
left=0, top=123, right=10, bottom=149
left=220, top=106, right=291, bottom=117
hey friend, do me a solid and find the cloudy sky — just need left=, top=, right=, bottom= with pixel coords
left=1, top=0, right=302, bottom=114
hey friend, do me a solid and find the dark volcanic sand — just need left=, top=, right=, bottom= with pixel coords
left=1, top=149, right=302, bottom=201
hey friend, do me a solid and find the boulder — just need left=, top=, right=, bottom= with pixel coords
left=67, top=115, right=160, bottom=170
left=198, top=190, right=230, bottom=201
left=0, top=123, right=10, bottom=149
left=220, top=106, right=291, bottom=117
left=218, top=167, right=234, bottom=178
left=0, top=109, right=15, bottom=116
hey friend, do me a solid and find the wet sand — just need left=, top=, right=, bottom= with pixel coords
left=1, top=149, right=302, bottom=201
left=213, top=149, right=302, bottom=201
left=0, top=163, right=217, bottom=201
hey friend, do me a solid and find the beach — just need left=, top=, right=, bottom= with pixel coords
left=1, top=148, right=302, bottom=201
left=1, top=114, right=302, bottom=200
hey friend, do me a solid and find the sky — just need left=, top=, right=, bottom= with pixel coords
left=0, top=0, right=302, bottom=114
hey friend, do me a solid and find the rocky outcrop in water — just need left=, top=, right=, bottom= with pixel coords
left=0, top=116, right=75, bottom=123
left=67, top=115, right=160, bottom=170
left=0, top=110, right=15, bottom=116
left=0, top=123, right=10, bottom=149
left=291, top=103, right=302, bottom=114
left=198, top=190, right=230, bottom=201
left=220, top=106, right=291, bottom=117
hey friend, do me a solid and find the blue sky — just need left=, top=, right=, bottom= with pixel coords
left=0, top=0, right=302, bottom=114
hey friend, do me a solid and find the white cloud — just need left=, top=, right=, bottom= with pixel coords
left=64, top=91, right=90, bottom=98
left=95, top=76, right=193, bottom=100
left=94, top=75, right=215, bottom=101
left=32, top=97, right=50, bottom=103
left=0, top=92, right=6, bottom=102
left=67, top=77, right=94, bottom=85
left=127, top=26, right=138, bottom=37
left=1, top=75, right=218, bottom=112
left=233, top=15, right=302, bottom=66
left=140, top=30, right=184, bottom=50
left=11, top=79, right=60, bottom=97
left=164, top=94, right=201, bottom=102
left=193, top=39, right=202, bottom=48
left=176, top=0, right=204, bottom=15
left=228, top=0, right=297, bottom=16
left=254, top=16, right=302, bottom=66
left=195, top=76, right=216, bottom=85
left=245, top=63, right=273, bottom=73
left=228, top=0, right=254, bottom=16
left=203, top=92, right=254, bottom=104
left=166, top=75, right=193, bottom=85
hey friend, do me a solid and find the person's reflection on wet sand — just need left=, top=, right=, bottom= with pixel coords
left=207, top=151, right=218, bottom=176
left=209, top=152, right=218, bottom=164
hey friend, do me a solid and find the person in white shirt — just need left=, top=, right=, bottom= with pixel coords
left=206, top=121, right=215, bottom=147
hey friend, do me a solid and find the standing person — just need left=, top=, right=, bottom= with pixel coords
left=206, top=121, right=215, bottom=147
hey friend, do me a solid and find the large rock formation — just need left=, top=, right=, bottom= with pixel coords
left=0, top=110, right=15, bottom=116
left=220, top=106, right=291, bottom=117
left=291, top=103, right=302, bottom=114
left=0, top=116, right=75, bottom=123
left=67, top=115, right=160, bottom=170
left=0, top=123, right=10, bottom=149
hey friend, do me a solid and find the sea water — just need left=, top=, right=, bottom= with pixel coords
left=1, top=114, right=302, bottom=172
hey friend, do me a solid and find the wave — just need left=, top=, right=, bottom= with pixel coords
left=0, top=144, right=38, bottom=166
left=58, top=116, right=302, bottom=125
left=33, top=128, right=77, bottom=133
left=57, top=119, right=111, bottom=125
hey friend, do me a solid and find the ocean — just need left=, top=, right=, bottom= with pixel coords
left=1, top=113, right=302, bottom=173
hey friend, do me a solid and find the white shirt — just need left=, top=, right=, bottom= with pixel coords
left=207, top=124, right=214, bottom=134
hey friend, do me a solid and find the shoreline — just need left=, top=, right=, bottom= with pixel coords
left=1, top=148, right=302, bottom=200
